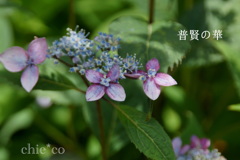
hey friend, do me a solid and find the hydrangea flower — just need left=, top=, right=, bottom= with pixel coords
left=0, top=38, right=48, bottom=92
left=172, top=136, right=226, bottom=160
left=125, top=58, right=177, bottom=100
left=85, top=65, right=126, bottom=101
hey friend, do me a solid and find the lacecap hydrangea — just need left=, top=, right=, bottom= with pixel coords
left=0, top=26, right=177, bottom=101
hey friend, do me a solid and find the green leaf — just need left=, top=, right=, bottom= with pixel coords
left=0, top=85, right=34, bottom=125
left=0, top=108, right=34, bottom=145
left=213, top=41, right=240, bottom=97
left=35, top=72, right=79, bottom=91
left=0, top=69, right=22, bottom=86
left=116, top=105, right=175, bottom=160
left=148, top=21, right=190, bottom=71
left=109, top=16, right=190, bottom=72
left=0, top=9, right=13, bottom=52
left=123, top=0, right=177, bottom=21
left=183, top=41, right=224, bottom=67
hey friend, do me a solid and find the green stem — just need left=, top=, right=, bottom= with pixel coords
left=149, top=0, right=154, bottom=24
left=67, top=105, right=78, bottom=141
left=106, top=108, right=117, bottom=152
left=96, top=100, right=107, bottom=160
left=146, top=0, right=154, bottom=62
left=69, top=0, right=76, bottom=28
left=146, top=99, right=154, bottom=121
left=77, top=72, right=89, bottom=87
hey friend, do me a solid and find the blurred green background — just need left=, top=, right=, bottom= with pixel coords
left=0, top=0, right=240, bottom=159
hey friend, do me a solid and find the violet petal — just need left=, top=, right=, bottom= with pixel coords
left=180, top=145, right=190, bottom=155
left=154, top=73, right=177, bottom=86
left=27, top=38, right=48, bottom=64
left=200, top=138, right=211, bottom=149
left=124, top=70, right=146, bottom=79
left=146, top=58, right=160, bottom=71
left=107, top=65, right=120, bottom=82
left=143, top=78, right=161, bottom=100
left=86, top=84, right=105, bottom=101
left=106, top=83, right=126, bottom=101
left=0, top=47, right=28, bottom=72
left=85, top=70, right=104, bottom=83
left=21, top=65, right=39, bottom=92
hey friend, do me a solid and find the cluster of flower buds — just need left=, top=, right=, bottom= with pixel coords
left=47, top=27, right=141, bottom=77
left=172, top=136, right=226, bottom=160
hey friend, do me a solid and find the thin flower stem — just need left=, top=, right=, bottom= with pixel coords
left=149, top=0, right=155, bottom=24
left=67, top=105, right=78, bottom=141
left=77, top=72, right=89, bottom=87
left=146, top=0, right=154, bottom=63
left=146, top=98, right=154, bottom=121
left=96, top=100, right=107, bottom=160
left=69, top=0, right=76, bottom=28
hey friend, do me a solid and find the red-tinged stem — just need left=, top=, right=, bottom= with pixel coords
left=77, top=72, right=89, bottom=87
left=53, top=56, right=89, bottom=87
left=96, top=100, right=107, bottom=160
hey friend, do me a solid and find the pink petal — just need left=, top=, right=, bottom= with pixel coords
left=146, top=58, right=160, bottom=71
left=85, top=70, right=104, bottom=83
left=107, top=65, right=120, bottom=82
left=190, top=135, right=201, bottom=148
left=27, top=38, right=48, bottom=64
left=200, top=138, right=211, bottom=149
left=154, top=73, right=177, bottom=86
left=106, top=83, right=126, bottom=101
left=143, top=78, right=160, bottom=100
left=86, top=84, right=106, bottom=101
left=0, top=47, right=28, bottom=72
left=124, top=70, right=146, bottom=79
left=21, top=65, right=39, bottom=92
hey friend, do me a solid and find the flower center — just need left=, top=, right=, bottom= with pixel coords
left=148, top=69, right=156, bottom=77
left=139, top=75, right=146, bottom=81
left=100, top=77, right=111, bottom=87
left=26, top=59, right=34, bottom=66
